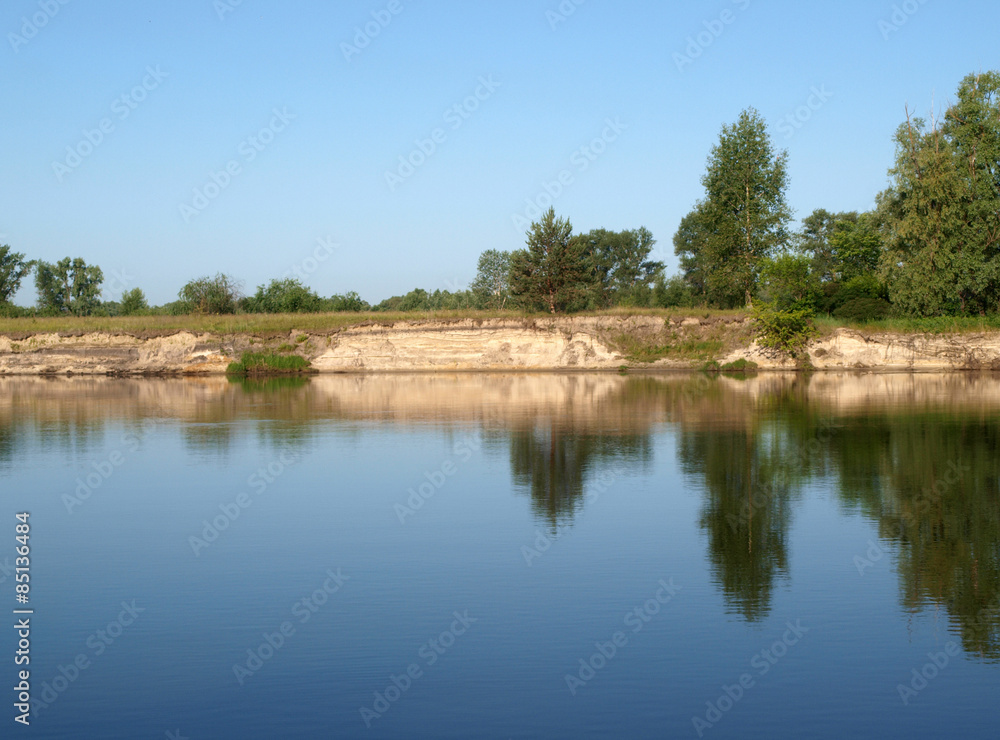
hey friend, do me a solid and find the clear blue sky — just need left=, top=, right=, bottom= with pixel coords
left=2, top=0, right=998, bottom=306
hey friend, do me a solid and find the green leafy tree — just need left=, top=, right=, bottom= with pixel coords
left=119, top=288, right=148, bottom=316
left=880, top=72, right=1000, bottom=316
left=0, top=245, right=31, bottom=305
left=179, top=273, right=243, bottom=314
left=794, top=209, right=860, bottom=283
left=759, top=254, right=821, bottom=311
left=510, top=208, right=593, bottom=313
left=34, top=257, right=105, bottom=315
left=470, top=250, right=513, bottom=310
left=673, top=202, right=711, bottom=302
left=686, top=109, right=792, bottom=307
left=578, top=228, right=663, bottom=307
left=327, top=291, right=368, bottom=312
left=243, top=278, right=322, bottom=313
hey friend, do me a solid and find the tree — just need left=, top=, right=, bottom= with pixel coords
left=243, top=278, right=321, bottom=313
left=510, top=208, right=593, bottom=313
left=34, top=258, right=104, bottom=315
left=759, top=254, right=821, bottom=311
left=794, top=209, right=859, bottom=283
left=470, top=250, right=513, bottom=310
left=578, top=228, right=663, bottom=307
left=119, top=288, right=148, bottom=316
left=673, top=202, right=711, bottom=302
left=880, top=72, right=1000, bottom=316
left=328, top=291, right=368, bottom=312
left=691, top=108, right=792, bottom=307
left=178, top=273, right=242, bottom=314
left=0, top=245, right=31, bottom=305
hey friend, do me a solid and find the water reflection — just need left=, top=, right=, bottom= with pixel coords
left=2, top=372, right=999, bottom=660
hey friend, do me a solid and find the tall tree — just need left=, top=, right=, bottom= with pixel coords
left=692, top=108, right=792, bottom=307
left=0, top=245, right=31, bottom=304
left=880, top=72, right=1000, bottom=315
left=34, top=258, right=104, bottom=315
left=470, top=250, right=513, bottom=310
left=510, top=208, right=592, bottom=313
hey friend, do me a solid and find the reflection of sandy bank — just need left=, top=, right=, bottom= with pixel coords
left=2, top=373, right=999, bottom=432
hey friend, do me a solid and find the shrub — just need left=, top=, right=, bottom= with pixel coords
left=243, top=278, right=322, bottom=314
left=119, top=288, right=149, bottom=316
left=752, top=305, right=816, bottom=352
left=179, top=274, right=242, bottom=314
left=833, top=297, right=892, bottom=322
left=225, top=352, right=311, bottom=376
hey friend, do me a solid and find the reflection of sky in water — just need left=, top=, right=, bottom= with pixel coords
left=2, top=373, right=999, bottom=739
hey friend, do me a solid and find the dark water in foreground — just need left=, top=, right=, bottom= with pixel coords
left=2, top=372, right=999, bottom=739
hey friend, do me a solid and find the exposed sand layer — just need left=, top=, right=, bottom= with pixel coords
left=1, top=318, right=999, bottom=375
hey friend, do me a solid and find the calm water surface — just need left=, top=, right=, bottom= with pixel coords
left=3, top=373, right=999, bottom=739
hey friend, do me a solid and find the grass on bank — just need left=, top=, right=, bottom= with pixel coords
left=2, top=307, right=1000, bottom=339
left=0, top=308, right=744, bottom=337
left=225, top=352, right=312, bottom=376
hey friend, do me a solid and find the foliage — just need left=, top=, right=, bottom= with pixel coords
left=577, top=227, right=663, bottom=307
left=652, top=274, right=696, bottom=308
left=34, top=257, right=105, bottom=315
left=879, top=72, right=1000, bottom=316
left=225, top=352, right=312, bottom=376
left=327, top=291, right=369, bottom=312
left=679, top=108, right=792, bottom=308
left=119, top=288, right=149, bottom=316
left=510, top=208, right=593, bottom=313
left=752, top=304, right=816, bottom=352
left=759, top=254, right=821, bottom=311
left=242, top=278, right=322, bottom=314
left=0, top=245, right=31, bottom=305
left=833, top=297, right=892, bottom=322
left=179, top=273, right=243, bottom=314
left=470, top=250, right=513, bottom=310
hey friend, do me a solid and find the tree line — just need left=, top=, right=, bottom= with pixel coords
left=674, top=70, right=1000, bottom=324
left=2, top=70, right=995, bottom=321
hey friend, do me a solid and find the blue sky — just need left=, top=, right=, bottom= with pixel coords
left=2, top=0, right=997, bottom=306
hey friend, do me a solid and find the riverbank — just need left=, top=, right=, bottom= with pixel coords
left=1, top=314, right=999, bottom=375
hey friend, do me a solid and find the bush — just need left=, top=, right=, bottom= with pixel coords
left=752, top=305, right=816, bottom=352
left=243, top=279, right=322, bottom=314
left=326, top=291, right=369, bottom=312
left=119, top=288, right=149, bottom=316
left=833, top=297, right=892, bottom=322
left=652, top=275, right=695, bottom=308
left=179, top=274, right=242, bottom=314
